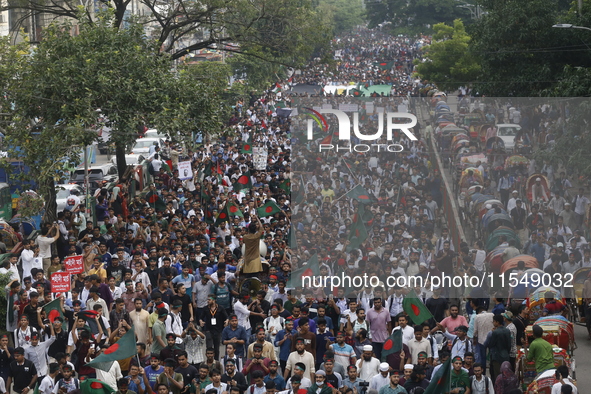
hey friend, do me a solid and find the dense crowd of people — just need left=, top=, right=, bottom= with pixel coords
left=0, top=28, right=580, bottom=394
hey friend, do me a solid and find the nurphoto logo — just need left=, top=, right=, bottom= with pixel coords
left=305, top=108, right=418, bottom=152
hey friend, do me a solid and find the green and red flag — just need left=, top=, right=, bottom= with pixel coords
left=381, top=329, right=403, bottom=362
left=257, top=200, right=282, bottom=218
left=81, top=378, right=116, bottom=394
left=278, top=179, right=291, bottom=194
left=374, top=61, right=394, bottom=70
left=346, top=209, right=368, bottom=252
left=145, top=191, right=167, bottom=212
left=215, top=204, right=231, bottom=226
left=345, top=184, right=376, bottom=205
left=402, top=290, right=434, bottom=325
left=424, top=357, right=451, bottom=394
left=233, top=171, right=252, bottom=191
left=241, top=136, right=253, bottom=154
left=287, top=254, right=319, bottom=288
left=43, top=298, right=67, bottom=330
left=351, top=88, right=364, bottom=97
left=86, top=326, right=137, bottom=372
left=227, top=201, right=244, bottom=217
left=271, top=82, right=283, bottom=93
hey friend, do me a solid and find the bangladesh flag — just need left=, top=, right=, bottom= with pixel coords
left=43, top=298, right=67, bottom=330
left=381, top=329, right=403, bottom=362
left=358, top=204, right=374, bottom=227
left=275, top=101, right=286, bottom=109
left=287, top=254, right=319, bottom=288
left=346, top=210, right=368, bottom=252
left=257, top=200, right=282, bottom=218
left=351, top=88, right=364, bottom=97
left=233, top=171, right=252, bottom=191
left=204, top=203, right=214, bottom=224
left=424, top=357, right=451, bottom=394
left=146, top=191, right=167, bottom=212
left=345, top=185, right=376, bottom=205
left=271, top=82, right=282, bottom=93
left=241, top=136, right=253, bottom=154
left=215, top=204, right=231, bottom=226
left=81, top=378, right=116, bottom=394
left=403, top=290, right=434, bottom=325
left=278, top=179, right=291, bottom=194
left=227, top=201, right=244, bottom=217
left=86, top=326, right=137, bottom=372
left=374, top=61, right=394, bottom=70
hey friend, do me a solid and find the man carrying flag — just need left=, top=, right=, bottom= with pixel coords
left=381, top=330, right=411, bottom=373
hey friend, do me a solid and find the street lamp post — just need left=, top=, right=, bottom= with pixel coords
left=553, top=23, right=591, bottom=32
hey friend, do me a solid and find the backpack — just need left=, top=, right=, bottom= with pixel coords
left=449, top=336, right=471, bottom=355
left=470, top=375, right=489, bottom=394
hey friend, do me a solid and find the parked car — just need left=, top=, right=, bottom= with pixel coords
left=131, top=137, right=164, bottom=155
left=495, top=123, right=521, bottom=152
left=56, top=184, right=84, bottom=212
left=69, top=163, right=118, bottom=193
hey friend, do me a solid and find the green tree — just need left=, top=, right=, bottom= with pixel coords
left=316, top=0, right=365, bottom=34
left=366, top=0, right=469, bottom=33
left=414, top=19, right=481, bottom=90
left=468, top=0, right=577, bottom=96
left=3, top=15, right=224, bottom=222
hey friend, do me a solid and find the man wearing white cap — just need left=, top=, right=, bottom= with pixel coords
left=355, top=345, right=380, bottom=381
left=369, top=363, right=390, bottom=390
left=507, top=190, right=519, bottom=213
left=532, top=177, right=549, bottom=202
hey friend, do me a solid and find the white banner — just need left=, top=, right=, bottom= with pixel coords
left=178, top=161, right=192, bottom=180
left=253, top=147, right=268, bottom=170
left=338, top=104, right=359, bottom=112
left=322, top=104, right=333, bottom=109
left=365, top=102, right=375, bottom=113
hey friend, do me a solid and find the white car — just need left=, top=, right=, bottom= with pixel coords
left=495, top=123, right=521, bottom=152
left=111, top=154, right=147, bottom=166
left=144, top=129, right=167, bottom=139
left=131, top=137, right=164, bottom=155
left=56, top=184, right=84, bottom=211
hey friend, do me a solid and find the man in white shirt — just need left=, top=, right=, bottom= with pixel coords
left=392, top=315, right=414, bottom=345
left=552, top=365, right=577, bottom=394
left=368, top=363, right=390, bottom=390
left=234, top=293, right=253, bottom=338
left=355, top=345, right=380, bottom=381
left=36, top=224, right=60, bottom=271
left=25, top=330, right=56, bottom=378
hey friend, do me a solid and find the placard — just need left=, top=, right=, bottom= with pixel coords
left=338, top=104, right=359, bottom=112
left=178, top=161, right=192, bottom=180
left=252, top=147, right=268, bottom=171
left=51, top=272, right=71, bottom=293
left=64, top=255, right=84, bottom=274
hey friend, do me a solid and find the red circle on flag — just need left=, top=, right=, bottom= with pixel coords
left=48, top=310, right=60, bottom=322
left=238, top=176, right=248, bottom=184
left=104, top=343, right=119, bottom=354
left=219, top=213, right=227, bottom=219
left=383, top=339, right=393, bottom=351
left=411, top=304, right=420, bottom=316
left=229, top=206, right=238, bottom=213
left=358, top=195, right=369, bottom=200
left=90, top=382, right=105, bottom=389
left=244, top=144, right=251, bottom=150
left=265, top=206, right=273, bottom=213
left=303, top=268, right=313, bottom=277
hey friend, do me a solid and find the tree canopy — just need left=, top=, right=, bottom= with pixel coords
left=413, top=19, right=481, bottom=91
left=1, top=14, right=227, bottom=221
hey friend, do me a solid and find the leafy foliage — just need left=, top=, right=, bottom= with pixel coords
left=316, top=0, right=365, bottom=34
left=414, top=19, right=481, bottom=90
left=366, top=0, right=470, bottom=33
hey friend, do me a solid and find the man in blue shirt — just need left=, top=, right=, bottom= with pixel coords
left=171, top=265, right=195, bottom=298
left=144, top=355, right=164, bottom=390
left=263, top=360, right=286, bottom=390
left=125, top=365, right=146, bottom=394
left=222, top=314, right=249, bottom=358
left=531, top=236, right=548, bottom=264
left=274, top=319, right=295, bottom=373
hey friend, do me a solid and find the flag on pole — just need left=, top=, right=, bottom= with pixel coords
left=278, top=179, right=291, bottom=194
left=241, top=136, right=253, bottom=154
left=145, top=191, right=167, bottom=212
left=346, top=209, right=368, bottom=252
left=374, top=61, right=394, bottom=70
left=271, top=82, right=282, bottom=93
left=43, top=298, right=67, bottom=331
left=215, top=204, right=231, bottom=226
left=381, top=329, right=403, bottom=362
left=424, top=357, right=452, bottom=394
left=226, top=201, right=244, bottom=217
left=287, top=254, right=319, bottom=288
left=402, top=290, right=434, bottom=325
left=86, top=326, right=138, bottom=372
left=257, top=200, right=282, bottom=218
left=345, top=185, right=376, bottom=204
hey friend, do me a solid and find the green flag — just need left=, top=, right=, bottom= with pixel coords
left=374, top=61, right=394, bottom=70
left=424, top=357, right=452, bottom=394
left=350, top=88, right=364, bottom=97
left=146, top=191, right=167, bottom=212
left=43, top=298, right=67, bottom=331
left=81, top=379, right=116, bottom=394
left=241, top=136, right=253, bottom=154
left=215, top=204, right=232, bottom=226
left=381, top=329, right=403, bottom=362
left=359, top=204, right=374, bottom=226
left=278, top=179, right=291, bottom=194
left=86, top=326, right=137, bottom=372
left=33, top=383, right=39, bottom=394
left=402, top=290, right=434, bottom=325
left=233, top=171, right=252, bottom=191
left=346, top=210, right=368, bottom=252
left=345, top=185, right=376, bottom=204
left=287, top=254, right=319, bottom=288
left=226, top=201, right=244, bottom=217
left=257, top=200, right=282, bottom=217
